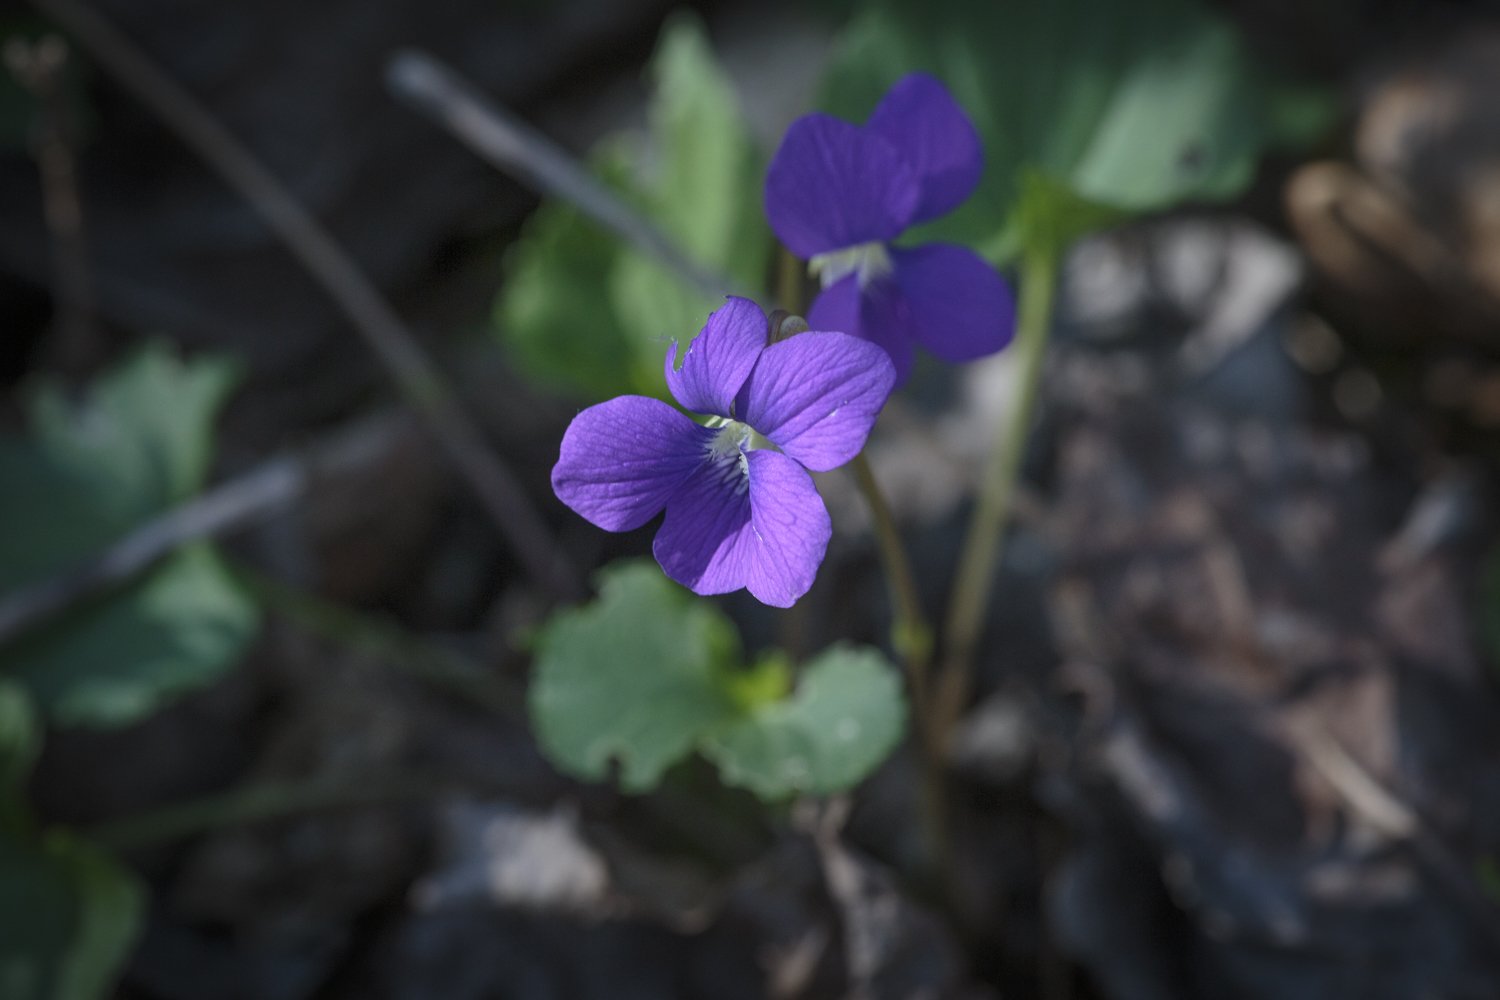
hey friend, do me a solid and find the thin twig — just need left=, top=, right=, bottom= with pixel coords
left=1286, top=718, right=1500, bottom=947
left=1060, top=555, right=1500, bottom=948
left=0, top=413, right=405, bottom=647
left=4, top=34, right=96, bottom=375
left=386, top=50, right=740, bottom=299
left=27, top=0, right=581, bottom=600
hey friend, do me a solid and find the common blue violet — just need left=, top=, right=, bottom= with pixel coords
left=764, top=73, right=1015, bottom=382
left=552, top=297, right=895, bottom=607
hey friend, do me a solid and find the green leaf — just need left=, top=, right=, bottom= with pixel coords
left=723, top=650, right=793, bottom=711
left=0, top=344, right=259, bottom=728
left=528, top=565, right=907, bottom=800
left=495, top=149, right=645, bottom=400
left=4, top=546, right=258, bottom=728
left=636, top=16, right=769, bottom=283
left=704, top=645, right=905, bottom=799
left=0, top=683, right=36, bottom=832
left=0, top=826, right=142, bottom=1000
left=495, top=12, right=770, bottom=402
left=0, top=682, right=37, bottom=794
left=529, top=561, right=742, bottom=791
left=820, top=0, right=1331, bottom=261
left=27, top=344, right=239, bottom=517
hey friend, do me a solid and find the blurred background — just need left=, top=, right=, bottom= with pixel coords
left=4, top=0, right=1500, bottom=997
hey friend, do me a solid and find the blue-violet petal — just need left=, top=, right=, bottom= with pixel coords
left=764, top=114, right=920, bottom=259
left=736, top=331, right=895, bottom=472
left=807, top=274, right=917, bottom=385
left=866, top=73, right=984, bottom=224
left=665, top=296, right=768, bottom=418
left=892, top=243, right=1016, bottom=362
left=551, top=395, right=713, bottom=531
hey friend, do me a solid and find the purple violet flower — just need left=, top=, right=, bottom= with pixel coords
left=552, top=296, right=895, bottom=607
left=764, top=73, right=1016, bottom=382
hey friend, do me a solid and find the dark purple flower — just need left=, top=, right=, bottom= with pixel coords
left=552, top=297, right=895, bottom=607
left=764, top=73, right=1016, bottom=382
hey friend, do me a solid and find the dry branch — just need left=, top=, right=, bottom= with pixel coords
left=0, top=414, right=399, bottom=646
left=26, top=0, right=581, bottom=601
left=386, top=49, right=740, bottom=299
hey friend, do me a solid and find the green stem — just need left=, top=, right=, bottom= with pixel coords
left=778, top=248, right=934, bottom=686
left=849, top=452, right=933, bottom=717
left=939, top=245, right=1060, bottom=727
left=89, top=771, right=447, bottom=852
left=848, top=450, right=951, bottom=883
left=781, top=246, right=949, bottom=875
left=236, top=567, right=520, bottom=718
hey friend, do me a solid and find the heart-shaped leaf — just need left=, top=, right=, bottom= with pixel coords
left=529, top=563, right=906, bottom=799
left=529, top=561, right=742, bottom=791
left=0, top=345, right=259, bottom=728
left=704, top=644, right=905, bottom=799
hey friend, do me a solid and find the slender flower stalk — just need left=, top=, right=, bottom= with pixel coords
left=848, top=453, right=932, bottom=716
left=774, top=245, right=949, bottom=874
left=938, top=243, right=1060, bottom=730
left=773, top=247, right=932, bottom=698
left=835, top=398, right=953, bottom=886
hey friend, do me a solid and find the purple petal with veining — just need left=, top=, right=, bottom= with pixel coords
left=764, top=114, right=919, bottom=258
left=552, top=395, right=711, bottom=531
left=866, top=73, right=983, bottom=223
left=664, top=296, right=768, bottom=418
left=653, top=451, right=755, bottom=596
left=652, top=449, right=832, bottom=607
left=736, top=330, right=895, bottom=472
left=742, top=450, right=831, bottom=607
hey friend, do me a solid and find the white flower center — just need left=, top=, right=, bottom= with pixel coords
left=809, top=241, right=893, bottom=289
left=703, top=418, right=776, bottom=495
left=707, top=419, right=750, bottom=459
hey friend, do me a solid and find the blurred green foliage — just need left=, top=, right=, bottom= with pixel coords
left=0, top=681, right=141, bottom=1000
left=1478, top=856, right=1500, bottom=901
left=495, top=12, right=771, bottom=402
left=529, top=561, right=904, bottom=798
left=0, top=826, right=142, bottom=1000
left=0, top=345, right=259, bottom=728
left=0, top=346, right=260, bottom=996
left=820, top=0, right=1330, bottom=261
left=496, top=0, right=1330, bottom=401
left=0, top=682, right=36, bottom=826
